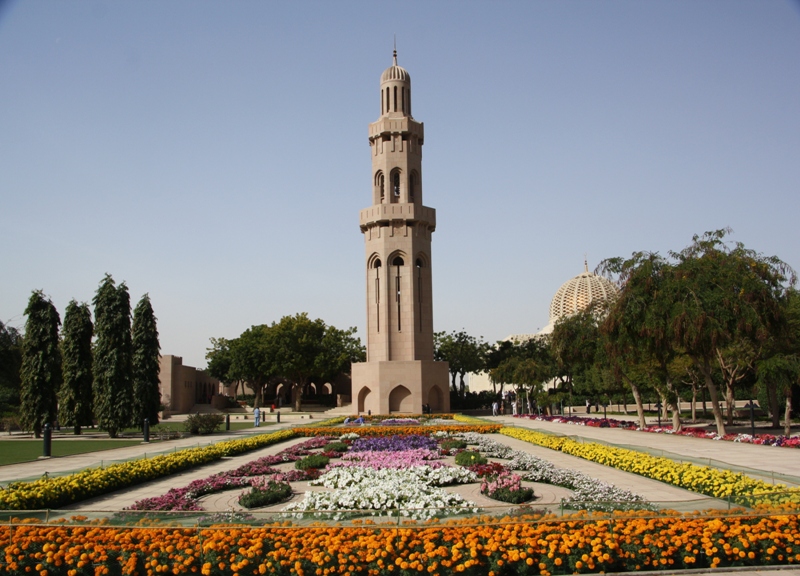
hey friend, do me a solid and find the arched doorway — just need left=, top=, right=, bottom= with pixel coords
left=389, top=385, right=413, bottom=413
left=427, top=386, right=443, bottom=412
left=357, top=387, right=372, bottom=413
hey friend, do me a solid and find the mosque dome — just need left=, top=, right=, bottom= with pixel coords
left=548, top=262, right=618, bottom=324
left=381, top=51, right=410, bottom=83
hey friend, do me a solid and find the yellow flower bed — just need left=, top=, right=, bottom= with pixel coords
left=501, top=427, right=800, bottom=506
left=0, top=429, right=296, bottom=510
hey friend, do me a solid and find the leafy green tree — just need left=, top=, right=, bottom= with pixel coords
left=269, top=313, right=329, bottom=412
left=550, top=308, right=601, bottom=411
left=20, top=291, right=61, bottom=437
left=58, top=300, right=94, bottom=434
left=228, top=325, right=276, bottom=408
left=206, top=337, right=239, bottom=397
left=92, top=275, right=133, bottom=437
left=0, top=320, right=23, bottom=414
left=600, top=252, right=683, bottom=431
left=132, top=294, right=161, bottom=427
left=670, top=230, right=794, bottom=436
left=434, top=330, right=488, bottom=397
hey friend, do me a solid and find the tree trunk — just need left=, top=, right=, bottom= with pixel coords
left=785, top=388, right=793, bottom=438
left=725, top=379, right=736, bottom=426
left=74, top=424, right=81, bottom=435
left=292, top=384, right=303, bottom=412
left=767, top=382, right=781, bottom=428
left=698, top=358, right=726, bottom=436
left=691, top=384, right=697, bottom=424
left=624, top=376, right=647, bottom=429
left=458, top=372, right=466, bottom=397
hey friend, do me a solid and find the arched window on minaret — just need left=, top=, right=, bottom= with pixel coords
left=373, top=259, right=382, bottom=332
left=385, top=87, right=390, bottom=114
left=391, top=170, right=401, bottom=203
left=393, top=256, right=404, bottom=331
left=409, top=171, right=417, bottom=203
left=416, top=258, right=423, bottom=331
left=393, top=86, right=398, bottom=112
left=375, top=171, right=385, bottom=204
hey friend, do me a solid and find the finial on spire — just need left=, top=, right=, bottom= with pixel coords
left=393, top=35, right=398, bottom=65
left=584, top=254, right=589, bottom=273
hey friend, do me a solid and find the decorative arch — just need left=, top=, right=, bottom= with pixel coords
left=409, top=171, right=418, bottom=203
left=389, top=169, right=401, bottom=203
left=374, top=171, right=385, bottom=203
left=323, top=382, right=333, bottom=395
left=308, top=383, right=317, bottom=396
left=427, top=386, right=444, bottom=412
left=387, top=250, right=408, bottom=266
left=389, top=385, right=413, bottom=413
left=357, top=386, right=372, bottom=413
left=368, top=253, right=383, bottom=269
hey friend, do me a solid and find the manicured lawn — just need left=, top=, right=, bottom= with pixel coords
left=0, top=440, right=145, bottom=467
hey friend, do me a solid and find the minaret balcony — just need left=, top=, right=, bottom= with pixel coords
left=360, top=203, right=436, bottom=230
left=368, top=118, right=424, bottom=143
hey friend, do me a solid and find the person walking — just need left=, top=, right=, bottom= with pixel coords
left=492, top=401, right=498, bottom=416
left=253, top=406, right=261, bottom=427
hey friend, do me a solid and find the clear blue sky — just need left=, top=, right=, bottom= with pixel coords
left=2, top=1, right=799, bottom=368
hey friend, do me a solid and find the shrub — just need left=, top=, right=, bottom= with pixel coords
left=454, top=450, right=487, bottom=466
left=238, top=480, right=293, bottom=509
left=295, top=454, right=330, bottom=470
left=184, top=413, right=225, bottom=435
left=487, top=486, right=535, bottom=504
left=323, top=441, right=349, bottom=453
left=440, top=439, right=466, bottom=451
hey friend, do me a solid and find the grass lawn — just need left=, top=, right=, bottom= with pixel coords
left=0, top=440, right=145, bottom=467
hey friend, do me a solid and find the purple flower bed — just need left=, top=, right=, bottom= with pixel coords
left=350, top=434, right=439, bottom=452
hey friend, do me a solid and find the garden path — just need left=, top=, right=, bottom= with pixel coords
left=58, top=436, right=310, bottom=513
left=488, top=433, right=728, bottom=511
left=493, top=415, right=800, bottom=483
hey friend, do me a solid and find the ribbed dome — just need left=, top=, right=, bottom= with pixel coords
left=548, top=264, right=618, bottom=323
left=381, top=51, right=410, bottom=83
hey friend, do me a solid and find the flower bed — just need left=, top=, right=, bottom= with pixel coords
left=128, top=437, right=329, bottom=511
left=480, top=470, right=534, bottom=504
left=459, top=432, right=652, bottom=511
left=284, top=465, right=478, bottom=520
left=515, top=413, right=800, bottom=448
left=3, top=511, right=800, bottom=575
left=350, top=434, right=439, bottom=452
left=0, top=429, right=297, bottom=510
left=293, top=423, right=501, bottom=437
left=501, top=426, right=800, bottom=507
left=334, top=448, right=443, bottom=469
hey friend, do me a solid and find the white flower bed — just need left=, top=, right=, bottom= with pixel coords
left=457, top=432, right=654, bottom=512
left=283, top=466, right=478, bottom=520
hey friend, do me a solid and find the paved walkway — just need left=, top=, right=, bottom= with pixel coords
left=492, top=415, right=800, bottom=484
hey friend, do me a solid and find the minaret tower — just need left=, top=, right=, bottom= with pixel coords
left=350, top=52, right=450, bottom=415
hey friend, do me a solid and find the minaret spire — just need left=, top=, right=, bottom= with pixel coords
left=393, top=35, right=397, bottom=65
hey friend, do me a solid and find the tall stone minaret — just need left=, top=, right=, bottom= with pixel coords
left=350, top=51, right=450, bottom=415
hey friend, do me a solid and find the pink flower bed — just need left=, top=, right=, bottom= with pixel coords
left=515, top=414, right=800, bottom=448
left=331, top=448, right=444, bottom=470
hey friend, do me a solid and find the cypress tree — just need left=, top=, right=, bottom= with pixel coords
left=59, top=300, right=94, bottom=435
left=132, top=293, right=161, bottom=427
left=92, top=275, right=133, bottom=438
left=0, top=320, right=23, bottom=414
left=20, top=291, right=61, bottom=438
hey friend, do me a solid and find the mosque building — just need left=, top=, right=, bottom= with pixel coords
left=469, top=261, right=619, bottom=393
